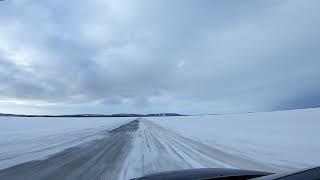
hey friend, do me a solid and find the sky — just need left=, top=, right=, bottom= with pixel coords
left=0, top=0, right=320, bottom=115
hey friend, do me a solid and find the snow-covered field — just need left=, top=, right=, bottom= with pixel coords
left=0, top=108, right=319, bottom=179
left=151, top=108, right=320, bottom=171
left=0, top=117, right=133, bottom=170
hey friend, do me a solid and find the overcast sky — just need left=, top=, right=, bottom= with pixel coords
left=0, top=0, right=319, bottom=115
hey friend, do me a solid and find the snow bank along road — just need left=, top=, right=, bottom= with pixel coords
left=0, top=118, right=282, bottom=180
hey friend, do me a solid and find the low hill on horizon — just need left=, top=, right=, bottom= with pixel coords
left=0, top=113, right=186, bottom=118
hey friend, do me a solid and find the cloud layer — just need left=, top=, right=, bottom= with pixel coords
left=0, top=0, right=320, bottom=114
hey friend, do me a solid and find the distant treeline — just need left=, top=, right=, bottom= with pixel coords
left=0, top=113, right=186, bottom=118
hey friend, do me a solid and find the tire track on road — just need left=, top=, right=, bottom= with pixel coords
left=0, top=118, right=281, bottom=180
left=0, top=119, right=139, bottom=180
left=120, top=119, right=279, bottom=179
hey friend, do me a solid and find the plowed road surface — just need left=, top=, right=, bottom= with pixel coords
left=0, top=118, right=276, bottom=180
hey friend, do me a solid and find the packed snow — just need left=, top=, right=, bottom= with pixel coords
left=0, top=108, right=319, bottom=179
left=0, top=117, right=134, bottom=170
left=150, top=108, right=320, bottom=171
left=118, top=119, right=277, bottom=180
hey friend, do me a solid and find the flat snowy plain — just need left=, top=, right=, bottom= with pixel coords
left=151, top=108, right=320, bottom=172
left=0, top=117, right=133, bottom=170
left=0, top=108, right=319, bottom=180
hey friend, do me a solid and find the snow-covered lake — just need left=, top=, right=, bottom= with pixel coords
left=0, top=108, right=319, bottom=178
left=151, top=108, right=320, bottom=171
left=0, top=117, right=133, bottom=170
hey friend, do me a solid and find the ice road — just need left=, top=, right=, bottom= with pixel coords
left=0, top=118, right=284, bottom=180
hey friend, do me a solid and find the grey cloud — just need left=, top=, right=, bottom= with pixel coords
left=0, top=0, right=319, bottom=114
